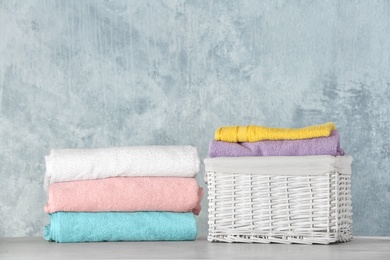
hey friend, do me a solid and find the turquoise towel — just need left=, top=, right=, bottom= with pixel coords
left=44, top=212, right=197, bottom=243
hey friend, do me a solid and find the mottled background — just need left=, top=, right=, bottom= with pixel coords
left=0, top=0, right=389, bottom=238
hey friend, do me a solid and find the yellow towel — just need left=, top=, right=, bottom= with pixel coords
left=215, top=122, right=336, bottom=143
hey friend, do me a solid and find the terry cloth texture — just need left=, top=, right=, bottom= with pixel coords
left=44, top=212, right=197, bottom=243
left=44, top=145, right=200, bottom=189
left=209, top=130, right=344, bottom=157
left=45, top=177, right=203, bottom=215
left=215, top=122, right=336, bottom=143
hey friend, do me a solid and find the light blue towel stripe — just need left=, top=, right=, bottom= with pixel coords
left=44, top=212, right=197, bottom=243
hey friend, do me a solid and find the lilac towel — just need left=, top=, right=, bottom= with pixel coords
left=209, top=130, right=345, bottom=157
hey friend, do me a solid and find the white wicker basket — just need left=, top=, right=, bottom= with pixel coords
left=205, top=156, right=353, bottom=244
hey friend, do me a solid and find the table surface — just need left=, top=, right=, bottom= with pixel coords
left=1, top=237, right=390, bottom=259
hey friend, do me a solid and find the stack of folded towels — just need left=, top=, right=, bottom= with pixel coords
left=43, top=146, right=203, bottom=243
left=209, top=122, right=344, bottom=157
left=207, top=122, right=351, bottom=173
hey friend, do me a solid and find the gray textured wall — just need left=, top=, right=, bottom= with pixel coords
left=1, top=0, right=389, bottom=238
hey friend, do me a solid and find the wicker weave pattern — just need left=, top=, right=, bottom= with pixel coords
left=206, top=171, right=352, bottom=244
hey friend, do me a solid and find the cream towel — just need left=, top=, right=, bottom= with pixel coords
left=44, top=146, right=200, bottom=189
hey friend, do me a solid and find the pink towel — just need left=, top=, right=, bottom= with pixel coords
left=45, top=177, right=203, bottom=215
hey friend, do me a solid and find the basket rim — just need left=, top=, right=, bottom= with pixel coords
left=204, top=155, right=352, bottom=176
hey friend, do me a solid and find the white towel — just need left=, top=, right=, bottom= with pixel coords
left=44, top=146, right=200, bottom=189
left=204, top=155, right=352, bottom=177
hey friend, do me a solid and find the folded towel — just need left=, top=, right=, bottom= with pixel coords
left=209, top=130, right=344, bottom=157
left=215, top=122, right=336, bottom=142
left=44, top=146, right=200, bottom=189
left=44, top=212, right=197, bottom=243
left=45, top=177, right=203, bottom=215
left=204, top=155, right=352, bottom=176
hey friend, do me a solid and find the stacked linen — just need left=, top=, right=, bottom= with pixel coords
left=209, top=122, right=344, bottom=157
left=207, top=122, right=351, bottom=172
left=44, top=146, right=203, bottom=243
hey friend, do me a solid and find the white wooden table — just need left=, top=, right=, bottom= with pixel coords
left=1, top=237, right=389, bottom=259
